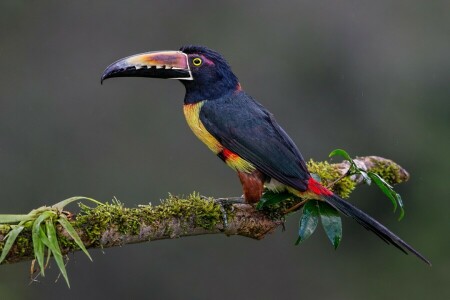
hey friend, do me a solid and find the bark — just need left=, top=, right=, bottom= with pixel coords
left=0, top=156, right=409, bottom=265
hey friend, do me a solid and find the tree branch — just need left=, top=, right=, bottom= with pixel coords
left=0, top=156, right=409, bottom=265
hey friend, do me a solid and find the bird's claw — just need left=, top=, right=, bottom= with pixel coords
left=213, top=196, right=245, bottom=229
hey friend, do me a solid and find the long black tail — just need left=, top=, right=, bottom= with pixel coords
left=323, top=193, right=431, bottom=265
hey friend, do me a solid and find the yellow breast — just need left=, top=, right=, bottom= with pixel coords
left=183, top=101, right=222, bottom=154
left=183, top=101, right=255, bottom=173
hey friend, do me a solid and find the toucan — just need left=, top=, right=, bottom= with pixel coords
left=101, top=45, right=430, bottom=265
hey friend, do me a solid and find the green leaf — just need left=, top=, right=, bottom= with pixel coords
left=38, top=227, right=51, bottom=247
left=329, top=149, right=353, bottom=161
left=368, top=172, right=405, bottom=220
left=318, top=202, right=342, bottom=249
left=360, top=171, right=372, bottom=185
left=0, top=215, right=32, bottom=224
left=396, top=193, right=405, bottom=221
left=45, top=219, right=70, bottom=288
left=57, top=216, right=92, bottom=261
left=295, top=201, right=319, bottom=245
left=329, top=148, right=360, bottom=175
left=32, top=211, right=55, bottom=276
left=52, top=196, right=103, bottom=211
left=257, top=191, right=292, bottom=209
left=0, top=226, right=24, bottom=263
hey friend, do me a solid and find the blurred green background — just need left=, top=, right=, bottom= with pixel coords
left=0, top=1, right=448, bottom=299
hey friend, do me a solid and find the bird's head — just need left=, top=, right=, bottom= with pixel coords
left=101, top=45, right=239, bottom=103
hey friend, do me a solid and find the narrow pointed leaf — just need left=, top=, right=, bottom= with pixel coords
left=0, top=215, right=32, bottom=224
left=395, top=193, right=405, bottom=220
left=32, top=211, right=55, bottom=276
left=39, top=227, right=51, bottom=247
left=360, top=171, right=372, bottom=185
left=0, top=226, right=24, bottom=263
left=52, top=196, right=102, bottom=211
left=57, top=216, right=92, bottom=261
left=295, top=201, right=319, bottom=245
left=45, top=219, right=70, bottom=288
left=42, top=229, right=52, bottom=269
left=368, top=172, right=396, bottom=210
left=318, top=202, right=342, bottom=249
left=368, top=172, right=405, bottom=220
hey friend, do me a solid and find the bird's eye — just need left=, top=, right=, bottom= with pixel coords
left=192, top=57, right=202, bottom=66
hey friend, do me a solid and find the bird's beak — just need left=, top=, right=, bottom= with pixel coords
left=101, top=50, right=192, bottom=83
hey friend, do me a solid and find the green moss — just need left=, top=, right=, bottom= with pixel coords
left=58, top=233, right=79, bottom=250
left=74, top=193, right=225, bottom=245
left=15, top=233, right=31, bottom=256
left=367, top=158, right=406, bottom=184
left=307, top=159, right=356, bottom=198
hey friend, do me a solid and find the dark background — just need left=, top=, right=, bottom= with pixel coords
left=0, top=1, right=448, bottom=299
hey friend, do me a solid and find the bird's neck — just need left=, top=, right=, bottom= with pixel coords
left=182, top=81, right=241, bottom=104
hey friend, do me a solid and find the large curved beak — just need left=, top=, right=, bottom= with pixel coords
left=101, top=50, right=192, bottom=84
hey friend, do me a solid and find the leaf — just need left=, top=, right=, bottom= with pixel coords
left=32, top=211, right=55, bottom=276
left=329, top=149, right=353, bottom=162
left=360, top=171, right=372, bottom=185
left=52, top=196, right=103, bottom=211
left=38, top=227, right=51, bottom=247
left=318, top=202, right=342, bottom=249
left=0, top=215, right=32, bottom=224
left=329, top=148, right=360, bottom=175
left=0, top=226, right=24, bottom=263
left=45, top=219, right=70, bottom=288
left=395, top=193, right=405, bottom=221
left=295, top=201, right=319, bottom=245
left=257, top=191, right=292, bottom=209
left=57, top=216, right=92, bottom=261
left=368, top=172, right=405, bottom=220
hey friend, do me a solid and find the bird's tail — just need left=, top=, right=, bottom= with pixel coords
left=322, top=193, right=431, bottom=265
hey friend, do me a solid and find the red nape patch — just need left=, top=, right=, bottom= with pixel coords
left=235, top=83, right=242, bottom=91
left=307, top=177, right=333, bottom=196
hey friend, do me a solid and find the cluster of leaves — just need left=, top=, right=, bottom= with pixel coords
left=257, top=184, right=343, bottom=249
left=257, top=149, right=405, bottom=250
left=0, top=197, right=101, bottom=287
left=329, top=149, right=405, bottom=220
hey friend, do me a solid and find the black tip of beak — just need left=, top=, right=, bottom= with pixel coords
left=100, top=72, right=112, bottom=84
left=100, top=63, right=130, bottom=84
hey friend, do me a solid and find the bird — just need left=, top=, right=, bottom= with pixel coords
left=101, top=45, right=430, bottom=265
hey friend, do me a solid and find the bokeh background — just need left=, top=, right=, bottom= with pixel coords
left=0, top=1, right=448, bottom=299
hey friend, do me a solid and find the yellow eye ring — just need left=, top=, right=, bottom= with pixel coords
left=192, top=57, right=202, bottom=66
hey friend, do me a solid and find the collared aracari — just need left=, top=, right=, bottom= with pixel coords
left=101, top=45, right=430, bottom=265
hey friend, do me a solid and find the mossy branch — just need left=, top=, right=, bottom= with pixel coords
left=0, top=156, right=408, bottom=265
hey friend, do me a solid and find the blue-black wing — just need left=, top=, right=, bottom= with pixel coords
left=200, top=91, right=310, bottom=191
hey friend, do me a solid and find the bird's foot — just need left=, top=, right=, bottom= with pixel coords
left=214, top=196, right=246, bottom=205
left=208, top=196, right=245, bottom=229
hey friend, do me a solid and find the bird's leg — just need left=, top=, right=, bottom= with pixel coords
left=214, top=196, right=246, bottom=204
left=237, top=170, right=266, bottom=204
left=201, top=196, right=245, bottom=229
